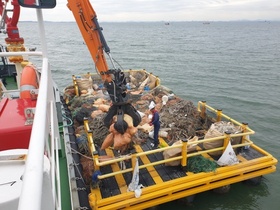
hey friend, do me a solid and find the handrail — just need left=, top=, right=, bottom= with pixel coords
left=51, top=100, right=62, bottom=210
left=15, top=55, right=61, bottom=210
left=0, top=51, right=43, bottom=57
left=198, top=101, right=255, bottom=133
left=17, top=55, right=50, bottom=209
left=90, top=134, right=252, bottom=180
left=83, top=102, right=254, bottom=181
left=10, top=9, right=61, bottom=210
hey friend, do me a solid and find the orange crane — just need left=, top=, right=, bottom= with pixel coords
left=67, top=0, right=141, bottom=134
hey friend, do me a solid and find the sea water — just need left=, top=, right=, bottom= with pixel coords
left=13, top=21, right=280, bottom=210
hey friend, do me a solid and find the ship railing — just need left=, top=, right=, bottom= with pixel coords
left=0, top=15, right=62, bottom=210
left=0, top=53, right=40, bottom=99
left=19, top=53, right=61, bottom=210
left=82, top=105, right=256, bottom=180
left=198, top=100, right=255, bottom=131
left=198, top=100, right=255, bottom=145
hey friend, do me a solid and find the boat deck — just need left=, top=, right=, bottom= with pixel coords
left=98, top=138, right=265, bottom=198
left=88, top=136, right=276, bottom=210
left=63, top=72, right=277, bottom=210
left=0, top=75, right=17, bottom=90
left=98, top=138, right=186, bottom=198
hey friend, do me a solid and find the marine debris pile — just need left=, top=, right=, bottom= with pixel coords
left=63, top=71, right=212, bottom=154
left=63, top=70, right=244, bottom=184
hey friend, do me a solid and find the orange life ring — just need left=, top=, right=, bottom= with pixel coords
left=20, top=65, right=39, bottom=99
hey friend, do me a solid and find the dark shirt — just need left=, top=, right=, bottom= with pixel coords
left=151, top=110, right=160, bottom=127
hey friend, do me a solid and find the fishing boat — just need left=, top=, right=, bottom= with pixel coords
left=0, top=1, right=277, bottom=210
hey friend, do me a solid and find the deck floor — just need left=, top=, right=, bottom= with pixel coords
left=98, top=138, right=186, bottom=198
left=97, top=137, right=265, bottom=199
left=1, top=76, right=17, bottom=90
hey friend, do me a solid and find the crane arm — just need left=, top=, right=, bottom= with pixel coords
left=67, top=0, right=141, bottom=133
left=67, top=0, right=111, bottom=82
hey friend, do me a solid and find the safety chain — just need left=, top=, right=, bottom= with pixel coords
left=75, top=187, right=87, bottom=191
left=71, top=176, right=83, bottom=181
left=75, top=207, right=89, bottom=210
left=69, top=162, right=80, bottom=168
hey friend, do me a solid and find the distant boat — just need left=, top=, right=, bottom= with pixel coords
left=203, top=22, right=210, bottom=24
left=165, top=22, right=170, bottom=25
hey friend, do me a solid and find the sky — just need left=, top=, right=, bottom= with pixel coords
left=18, top=0, right=280, bottom=22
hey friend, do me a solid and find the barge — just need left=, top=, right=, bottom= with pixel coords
left=60, top=70, right=277, bottom=209
left=0, top=0, right=277, bottom=209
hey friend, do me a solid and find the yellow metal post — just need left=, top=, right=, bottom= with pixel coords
left=155, top=76, right=160, bottom=87
left=83, top=118, right=99, bottom=169
left=93, top=150, right=100, bottom=171
left=200, top=101, right=206, bottom=119
left=241, top=122, right=248, bottom=144
left=181, top=139, right=188, bottom=171
left=131, top=153, right=137, bottom=170
left=83, top=117, right=89, bottom=131
left=223, top=131, right=231, bottom=152
left=72, top=75, right=79, bottom=96
left=216, top=109, right=222, bottom=122
left=88, top=194, right=97, bottom=210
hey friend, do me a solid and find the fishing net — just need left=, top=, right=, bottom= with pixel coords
left=76, top=133, right=90, bottom=156
left=68, top=95, right=95, bottom=111
left=73, top=106, right=96, bottom=125
left=80, top=155, right=94, bottom=185
left=160, top=98, right=209, bottom=142
left=88, top=114, right=110, bottom=147
left=187, top=155, right=219, bottom=173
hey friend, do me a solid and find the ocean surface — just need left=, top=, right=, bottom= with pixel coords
left=14, top=21, right=280, bottom=210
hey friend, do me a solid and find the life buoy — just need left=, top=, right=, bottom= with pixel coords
left=20, top=65, right=39, bottom=99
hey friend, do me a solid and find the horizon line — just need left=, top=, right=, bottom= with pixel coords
left=19, top=20, right=280, bottom=23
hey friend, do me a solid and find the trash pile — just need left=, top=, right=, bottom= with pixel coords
left=63, top=71, right=212, bottom=155
left=63, top=71, right=222, bottom=184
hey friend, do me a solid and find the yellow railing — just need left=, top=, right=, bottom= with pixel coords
left=72, top=72, right=91, bottom=96
left=82, top=101, right=255, bottom=180
left=83, top=118, right=100, bottom=170
left=198, top=101, right=255, bottom=146
left=198, top=101, right=255, bottom=131
left=71, top=75, right=79, bottom=96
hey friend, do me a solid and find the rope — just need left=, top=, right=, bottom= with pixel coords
left=59, top=114, right=73, bottom=128
left=68, top=144, right=132, bottom=163
left=66, top=145, right=87, bottom=186
left=67, top=145, right=93, bottom=161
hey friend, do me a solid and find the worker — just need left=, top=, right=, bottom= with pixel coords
left=149, top=101, right=160, bottom=149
